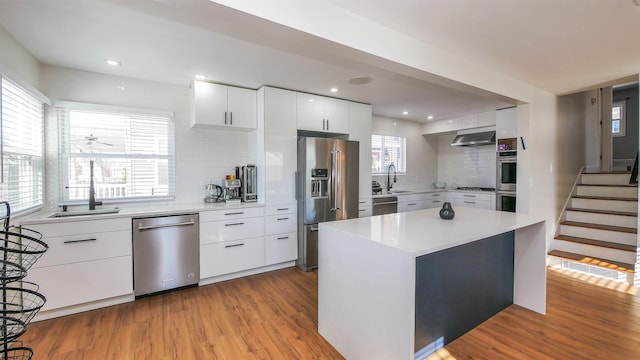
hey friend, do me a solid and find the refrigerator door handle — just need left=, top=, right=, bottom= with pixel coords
left=329, top=149, right=342, bottom=212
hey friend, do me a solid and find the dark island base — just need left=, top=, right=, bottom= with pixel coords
left=414, top=231, right=515, bottom=358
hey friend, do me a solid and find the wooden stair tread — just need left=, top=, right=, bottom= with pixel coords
left=573, top=195, right=638, bottom=201
left=560, top=221, right=637, bottom=234
left=578, top=183, right=638, bottom=188
left=554, top=235, right=637, bottom=252
left=548, top=250, right=635, bottom=273
left=566, top=208, right=638, bottom=217
left=582, top=171, right=632, bottom=174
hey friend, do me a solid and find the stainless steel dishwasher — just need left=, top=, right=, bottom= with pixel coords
left=132, top=213, right=199, bottom=297
left=372, top=196, right=398, bottom=215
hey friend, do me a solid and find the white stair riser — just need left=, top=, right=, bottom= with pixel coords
left=558, top=225, right=637, bottom=246
left=581, top=173, right=633, bottom=186
left=552, top=241, right=637, bottom=264
left=576, top=186, right=638, bottom=199
left=565, top=211, right=638, bottom=229
left=571, top=198, right=638, bottom=213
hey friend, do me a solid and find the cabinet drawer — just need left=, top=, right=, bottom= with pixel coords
left=265, top=214, right=296, bottom=235
left=265, top=204, right=296, bottom=216
left=451, top=198, right=491, bottom=210
left=200, top=237, right=265, bottom=278
left=265, top=232, right=297, bottom=265
left=27, top=256, right=132, bottom=311
left=358, top=205, right=372, bottom=217
left=24, top=217, right=130, bottom=238
left=426, top=199, right=445, bottom=209
left=426, top=192, right=447, bottom=200
left=358, top=198, right=372, bottom=207
left=199, top=206, right=264, bottom=222
left=200, top=216, right=264, bottom=244
left=449, top=192, right=492, bottom=201
left=34, top=230, right=132, bottom=268
left=398, top=200, right=428, bottom=213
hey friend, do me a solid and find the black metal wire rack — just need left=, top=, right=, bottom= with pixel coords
left=1, top=201, right=48, bottom=359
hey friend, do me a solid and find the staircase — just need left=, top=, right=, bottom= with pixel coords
left=548, top=172, right=639, bottom=283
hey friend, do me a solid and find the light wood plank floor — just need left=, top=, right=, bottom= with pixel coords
left=19, top=267, right=640, bottom=359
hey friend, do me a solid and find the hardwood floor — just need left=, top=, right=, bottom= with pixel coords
left=19, top=267, right=640, bottom=359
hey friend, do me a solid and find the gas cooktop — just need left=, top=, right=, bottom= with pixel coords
left=455, top=187, right=496, bottom=192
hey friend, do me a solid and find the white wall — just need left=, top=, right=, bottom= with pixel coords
left=371, top=116, right=437, bottom=190
left=583, top=89, right=600, bottom=172
left=435, top=134, right=496, bottom=188
left=39, top=65, right=257, bottom=209
left=0, top=24, right=41, bottom=95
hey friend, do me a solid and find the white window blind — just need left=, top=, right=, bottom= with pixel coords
left=371, top=134, right=406, bottom=175
left=0, top=76, right=45, bottom=214
left=612, top=101, right=626, bottom=137
left=57, top=103, right=175, bottom=203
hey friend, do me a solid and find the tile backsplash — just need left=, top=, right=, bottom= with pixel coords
left=437, top=134, right=496, bottom=188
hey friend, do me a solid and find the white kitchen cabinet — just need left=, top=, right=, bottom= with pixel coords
left=297, top=92, right=349, bottom=134
left=199, top=206, right=264, bottom=222
left=25, top=218, right=133, bottom=311
left=424, top=192, right=448, bottom=209
left=262, top=87, right=297, bottom=205
left=264, top=204, right=297, bottom=265
left=349, top=102, right=373, bottom=208
left=422, top=111, right=497, bottom=135
left=199, top=216, right=265, bottom=244
left=449, top=192, right=495, bottom=210
left=200, top=237, right=265, bottom=278
left=358, top=198, right=372, bottom=217
left=398, top=199, right=429, bottom=212
left=192, top=81, right=257, bottom=130
left=496, top=107, right=517, bottom=140
left=478, top=111, right=497, bottom=127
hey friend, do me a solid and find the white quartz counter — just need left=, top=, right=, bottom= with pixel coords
left=321, top=207, right=542, bottom=257
left=17, top=202, right=265, bottom=225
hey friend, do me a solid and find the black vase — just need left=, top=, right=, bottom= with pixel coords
left=439, top=202, right=455, bottom=220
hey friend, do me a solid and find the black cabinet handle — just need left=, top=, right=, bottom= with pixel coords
left=277, top=236, right=289, bottom=240
left=277, top=217, right=289, bottom=221
left=225, top=243, right=245, bottom=248
left=224, top=212, right=244, bottom=216
left=225, top=222, right=245, bottom=227
left=64, top=238, right=97, bottom=244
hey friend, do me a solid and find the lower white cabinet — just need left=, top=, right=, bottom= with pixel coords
left=200, top=237, right=265, bottom=278
left=23, top=218, right=133, bottom=311
left=449, top=192, right=495, bottom=210
left=27, top=256, right=132, bottom=311
left=398, top=199, right=429, bottom=212
left=265, top=232, right=297, bottom=265
left=358, top=198, right=372, bottom=217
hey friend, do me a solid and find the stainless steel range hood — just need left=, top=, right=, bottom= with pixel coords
left=450, top=131, right=496, bottom=147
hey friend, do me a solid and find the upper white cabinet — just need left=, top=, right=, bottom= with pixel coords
left=348, top=102, right=373, bottom=204
left=262, top=87, right=298, bottom=205
left=192, top=81, right=257, bottom=130
left=495, top=107, right=517, bottom=139
left=297, top=92, right=349, bottom=134
left=422, top=110, right=496, bottom=135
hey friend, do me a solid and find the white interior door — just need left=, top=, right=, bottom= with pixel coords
left=600, top=86, right=613, bottom=172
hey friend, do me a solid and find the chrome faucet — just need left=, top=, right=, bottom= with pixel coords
left=386, top=163, right=397, bottom=191
left=88, top=160, right=102, bottom=210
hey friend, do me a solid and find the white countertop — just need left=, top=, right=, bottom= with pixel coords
left=372, top=188, right=495, bottom=198
left=320, top=207, right=543, bottom=257
left=17, top=201, right=265, bottom=225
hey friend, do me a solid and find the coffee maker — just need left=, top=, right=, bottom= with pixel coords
left=241, top=164, right=257, bottom=202
left=224, top=177, right=242, bottom=205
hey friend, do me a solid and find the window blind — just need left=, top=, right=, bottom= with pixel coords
left=371, top=134, right=406, bottom=175
left=0, top=76, right=44, bottom=213
left=57, top=103, right=175, bottom=203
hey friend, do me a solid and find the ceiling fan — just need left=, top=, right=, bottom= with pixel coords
left=84, top=134, right=113, bottom=146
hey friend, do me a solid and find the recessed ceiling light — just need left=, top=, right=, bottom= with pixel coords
left=427, top=115, right=434, bottom=120
left=330, top=87, right=338, bottom=93
left=348, top=76, right=373, bottom=85
left=105, top=59, right=121, bottom=67
left=195, top=74, right=207, bottom=80
left=402, top=111, right=409, bottom=115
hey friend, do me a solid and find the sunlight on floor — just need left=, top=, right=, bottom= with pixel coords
left=549, top=266, right=639, bottom=295
left=424, top=348, right=457, bottom=360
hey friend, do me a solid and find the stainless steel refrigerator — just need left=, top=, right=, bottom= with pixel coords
left=297, top=137, right=359, bottom=271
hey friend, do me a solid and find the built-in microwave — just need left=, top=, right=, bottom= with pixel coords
left=497, top=152, right=517, bottom=191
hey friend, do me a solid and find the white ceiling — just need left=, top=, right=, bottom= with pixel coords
left=0, top=0, right=638, bottom=123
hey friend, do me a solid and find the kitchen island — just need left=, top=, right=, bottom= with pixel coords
left=318, top=207, right=546, bottom=360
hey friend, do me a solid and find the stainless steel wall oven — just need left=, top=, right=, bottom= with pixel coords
left=497, top=152, right=517, bottom=191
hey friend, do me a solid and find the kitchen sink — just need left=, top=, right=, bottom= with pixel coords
left=49, top=207, right=121, bottom=218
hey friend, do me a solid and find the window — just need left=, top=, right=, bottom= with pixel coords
left=371, top=134, right=406, bottom=175
left=57, top=102, right=175, bottom=204
left=612, top=101, right=626, bottom=137
left=0, top=76, right=44, bottom=214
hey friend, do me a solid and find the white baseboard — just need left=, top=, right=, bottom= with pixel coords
left=199, top=261, right=295, bottom=286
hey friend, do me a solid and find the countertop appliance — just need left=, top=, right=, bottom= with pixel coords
left=372, top=196, right=397, bottom=215
left=297, top=137, right=359, bottom=271
left=242, top=164, right=257, bottom=202
left=455, top=186, right=496, bottom=192
left=372, top=180, right=382, bottom=195
left=133, top=213, right=199, bottom=297
left=224, top=178, right=242, bottom=205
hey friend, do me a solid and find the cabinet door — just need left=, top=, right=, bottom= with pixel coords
left=398, top=200, right=428, bottom=212
left=297, top=92, right=325, bottom=131
left=496, top=107, right=517, bottom=139
left=324, top=97, right=349, bottom=134
left=349, top=102, right=373, bottom=202
left=265, top=88, right=298, bottom=204
left=200, top=237, right=265, bottom=278
left=227, top=86, right=257, bottom=129
left=265, top=232, right=297, bottom=265
left=193, top=81, right=227, bottom=127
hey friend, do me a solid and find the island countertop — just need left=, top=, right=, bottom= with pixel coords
left=321, top=207, right=545, bottom=257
